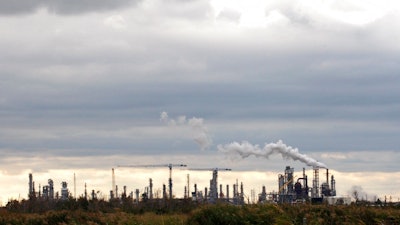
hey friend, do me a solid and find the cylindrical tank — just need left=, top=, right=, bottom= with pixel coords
left=295, top=182, right=302, bottom=198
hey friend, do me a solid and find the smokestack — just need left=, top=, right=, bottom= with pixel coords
left=326, top=169, right=329, bottom=188
left=112, top=168, right=116, bottom=198
left=29, top=173, right=33, bottom=198
left=312, top=167, right=319, bottom=198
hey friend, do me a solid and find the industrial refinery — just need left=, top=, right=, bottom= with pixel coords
left=25, top=164, right=350, bottom=206
left=22, top=139, right=353, bottom=206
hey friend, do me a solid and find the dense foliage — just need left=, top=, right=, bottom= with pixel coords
left=1, top=199, right=400, bottom=225
left=187, top=204, right=400, bottom=225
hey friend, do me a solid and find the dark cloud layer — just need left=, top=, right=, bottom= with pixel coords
left=0, top=0, right=399, bottom=173
left=0, top=0, right=141, bottom=15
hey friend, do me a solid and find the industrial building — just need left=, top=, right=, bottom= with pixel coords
left=26, top=164, right=343, bottom=206
left=28, top=173, right=69, bottom=201
left=257, top=166, right=338, bottom=204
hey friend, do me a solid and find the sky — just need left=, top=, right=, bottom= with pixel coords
left=1, top=0, right=400, bottom=205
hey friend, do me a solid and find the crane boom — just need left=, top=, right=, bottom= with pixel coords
left=117, top=164, right=187, bottom=168
left=189, top=168, right=231, bottom=171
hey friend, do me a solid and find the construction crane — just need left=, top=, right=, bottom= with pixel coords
left=117, top=163, right=187, bottom=200
left=189, top=168, right=231, bottom=203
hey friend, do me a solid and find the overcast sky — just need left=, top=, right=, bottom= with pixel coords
left=1, top=0, right=400, bottom=204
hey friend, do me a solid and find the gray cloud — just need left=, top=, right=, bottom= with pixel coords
left=0, top=0, right=399, bottom=172
left=0, top=0, right=142, bottom=15
left=217, top=8, right=241, bottom=23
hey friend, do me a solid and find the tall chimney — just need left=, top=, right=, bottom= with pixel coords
left=112, top=168, right=116, bottom=198
left=29, top=173, right=33, bottom=198
left=149, top=178, right=153, bottom=199
left=326, top=169, right=329, bottom=188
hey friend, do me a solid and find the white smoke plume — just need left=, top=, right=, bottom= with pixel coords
left=160, top=111, right=212, bottom=150
left=218, top=140, right=327, bottom=168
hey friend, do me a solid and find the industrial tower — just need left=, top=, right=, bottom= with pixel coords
left=117, top=163, right=187, bottom=200
left=189, top=168, right=231, bottom=203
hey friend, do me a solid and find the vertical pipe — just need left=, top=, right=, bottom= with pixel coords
left=84, top=183, right=87, bottom=199
left=33, top=181, right=36, bottom=198
left=184, top=186, right=187, bottom=198
left=163, top=184, right=166, bottom=199
left=313, top=167, right=319, bottom=198
left=326, top=169, right=329, bottom=188
left=135, top=189, right=140, bottom=203
left=112, top=168, right=116, bottom=198
left=187, top=174, right=190, bottom=199
left=169, top=178, right=172, bottom=199
left=331, top=175, right=336, bottom=196
left=240, top=182, right=244, bottom=204
left=149, top=178, right=153, bottom=199
left=74, top=173, right=76, bottom=199
left=226, top=184, right=229, bottom=201
left=116, top=185, right=119, bottom=198
left=29, top=173, right=33, bottom=198
left=169, top=165, right=173, bottom=200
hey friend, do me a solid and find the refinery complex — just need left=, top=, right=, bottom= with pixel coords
left=26, top=164, right=350, bottom=205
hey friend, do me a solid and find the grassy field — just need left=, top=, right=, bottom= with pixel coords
left=1, top=203, right=400, bottom=225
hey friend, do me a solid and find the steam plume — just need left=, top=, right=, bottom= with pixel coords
left=160, top=111, right=212, bottom=150
left=218, top=140, right=327, bottom=168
